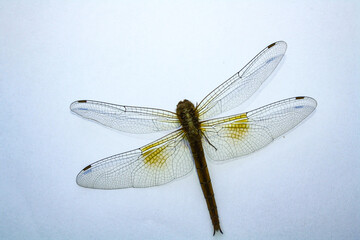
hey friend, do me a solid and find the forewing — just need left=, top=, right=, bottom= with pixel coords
left=76, top=130, right=194, bottom=189
left=70, top=100, right=180, bottom=134
left=197, top=41, right=287, bottom=120
left=201, top=97, right=317, bottom=161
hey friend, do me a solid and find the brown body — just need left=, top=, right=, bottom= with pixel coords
left=176, top=99, right=223, bottom=235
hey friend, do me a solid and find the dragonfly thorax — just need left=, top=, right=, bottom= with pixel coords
left=176, top=99, right=201, bottom=137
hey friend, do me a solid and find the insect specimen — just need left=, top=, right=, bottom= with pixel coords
left=71, top=41, right=317, bottom=235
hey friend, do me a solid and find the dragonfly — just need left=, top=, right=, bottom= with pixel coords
left=71, top=41, right=317, bottom=235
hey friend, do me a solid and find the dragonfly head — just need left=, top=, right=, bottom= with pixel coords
left=176, top=99, right=200, bottom=131
left=176, top=99, right=196, bottom=115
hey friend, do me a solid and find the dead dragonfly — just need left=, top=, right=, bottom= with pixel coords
left=71, top=41, right=317, bottom=235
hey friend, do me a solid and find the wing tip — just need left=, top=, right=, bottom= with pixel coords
left=267, top=41, right=287, bottom=49
left=70, top=100, right=88, bottom=112
left=76, top=165, right=92, bottom=187
left=295, top=96, right=318, bottom=109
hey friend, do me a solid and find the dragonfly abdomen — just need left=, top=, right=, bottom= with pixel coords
left=176, top=100, right=223, bottom=235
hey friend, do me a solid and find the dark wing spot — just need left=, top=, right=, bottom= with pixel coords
left=83, top=165, right=92, bottom=171
left=78, top=100, right=87, bottom=103
left=268, top=42, right=276, bottom=48
left=295, top=96, right=305, bottom=100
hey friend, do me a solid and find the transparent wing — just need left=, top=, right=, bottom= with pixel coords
left=76, top=130, right=194, bottom=189
left=201, top=97, right=317, bottom=161
left=70, top=100, right=180, bottom=134
left=197, top=41, right=287, bottom=120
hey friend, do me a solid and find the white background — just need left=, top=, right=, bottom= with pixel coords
left=1, top=1, right=359, bottom=240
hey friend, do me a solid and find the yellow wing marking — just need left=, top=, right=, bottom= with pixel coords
left=140, top=131, right=183, bottom=168
left=141, top=144, right=168, bottom=168
left=205, top=113, right=247, bottom=123
left=200, top=113, right=252, bottom=161
left=222, top=113, right=249, bottom=140
left=202, top=113, right=249, bottom=141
